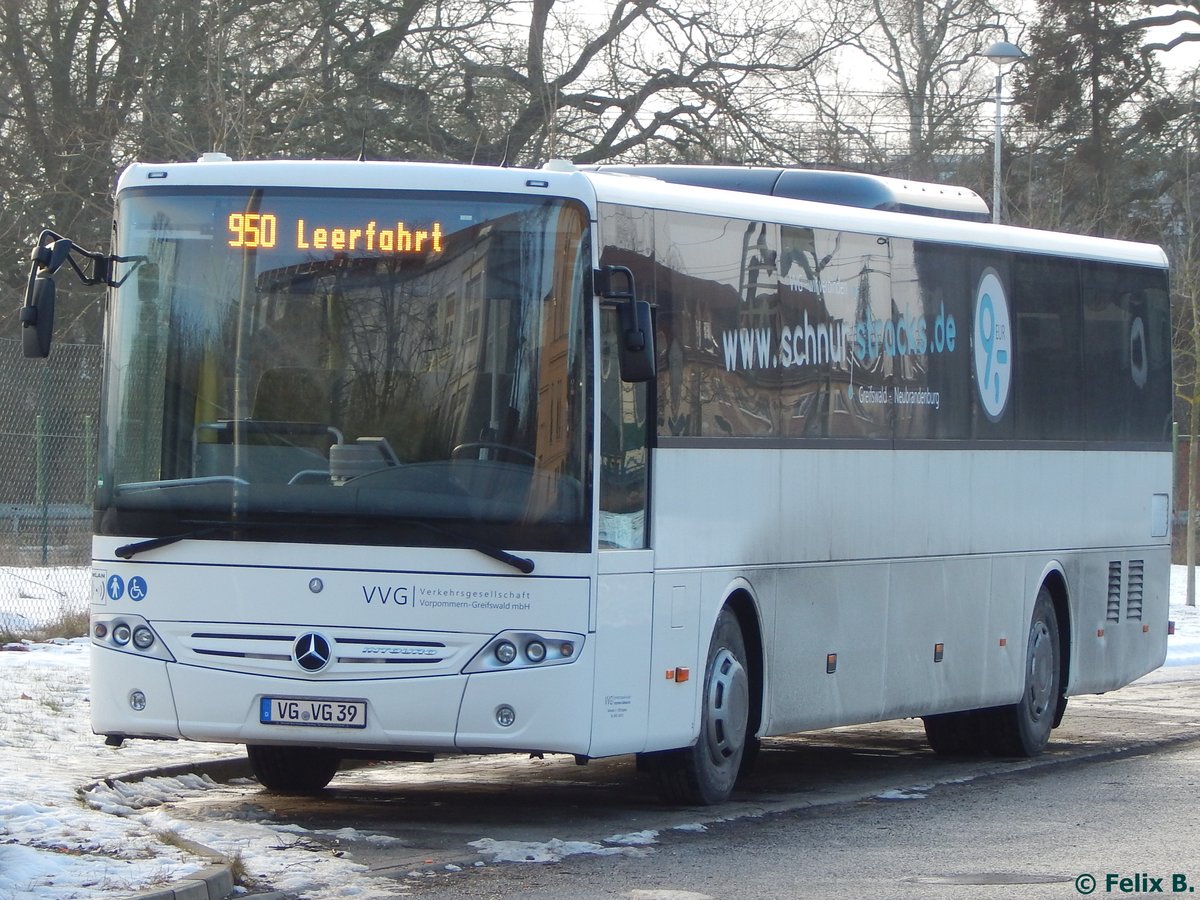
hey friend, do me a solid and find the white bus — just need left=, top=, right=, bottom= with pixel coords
left=21, top=156, right=1172, bottom=805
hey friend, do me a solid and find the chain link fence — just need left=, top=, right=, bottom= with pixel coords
left=0, top=336, right=100, bottom=636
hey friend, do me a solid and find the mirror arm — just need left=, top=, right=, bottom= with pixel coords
left=594, top=265, right=635, bottom=302
left=27, top=228, right=138, bottom=288
left=70, top=248, right=140, bottom=288
left=20, top=229, right=144, bottom=359
left=594, top=265, right=656, bottom=383
left=595, top=265, right=648, bottom=346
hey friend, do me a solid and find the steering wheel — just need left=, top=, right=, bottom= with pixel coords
left=450, top=441, right=537, bottom=465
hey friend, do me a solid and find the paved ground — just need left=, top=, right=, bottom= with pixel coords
left=136, top=665, right=1200, bottom=895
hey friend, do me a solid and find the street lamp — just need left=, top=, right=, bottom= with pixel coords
left=983, top=39, right=1026, bottom=224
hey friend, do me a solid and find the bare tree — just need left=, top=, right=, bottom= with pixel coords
left=1174, top=221, right=1200, bottom=606
left=827, top=0, right=1013, bottom=179
left=0, top=0, right=867, bottom=340
left=1160, top=74, right=1200, bottom=604
left=1134, top=1, right=1200, bottom=53
left=0, top=0, right=177, bottom=336
left=331, top=0, right=859, bottom=166
left=1011, top=0, right=1167, bottom=236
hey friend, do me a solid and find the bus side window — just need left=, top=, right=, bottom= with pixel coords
left=599, top=307, right=649, bottom=549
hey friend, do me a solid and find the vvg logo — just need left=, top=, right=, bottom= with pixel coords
left=974, top=268, right=1012, bottom=422
left=363, top=585, right=412, bottom=606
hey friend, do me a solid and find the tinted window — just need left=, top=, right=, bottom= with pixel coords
left=897, top=243, right=971, bottom=440
left=598, top=203, right=1169, bottom=449
left=1013, top=256, right=1082, bottom=440
left=654, top=211, right=779, bottom=437
left=1082, top=262, right=1172, bottom=442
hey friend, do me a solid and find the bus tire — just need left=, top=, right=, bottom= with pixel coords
left=649, top=609, right=750, bottom=805
left=983, top=586, right=1062, bottom=757
left=922, top=710, right=985, bottom=756
left=247, top=744, right=340, bottom=794
left=739, top=734, right=762, bottom=776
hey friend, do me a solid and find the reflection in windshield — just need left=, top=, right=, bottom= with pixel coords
left=99, top=189, right=591, bottom=552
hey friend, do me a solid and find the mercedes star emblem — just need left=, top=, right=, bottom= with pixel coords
left=294, top=632, right=332, bottom=672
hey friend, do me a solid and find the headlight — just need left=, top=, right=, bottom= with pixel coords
left=463, top=631, right=585, bottom=674
left=494, top=640, right=517, bottom=664
left=89, top=614, right=175, bottom=662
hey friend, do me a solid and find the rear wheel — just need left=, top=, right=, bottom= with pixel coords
left=983, top=587, right=1062, bottom=757
left=649, top=609, right=750, bottom=805
left=247, top=744, right=340, bottom=794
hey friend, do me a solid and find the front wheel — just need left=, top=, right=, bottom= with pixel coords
left=647, top=609, right=751, bottom=805
left=983, top=587, right=1063, bottom=757
left=922, top=710, right=986, bottom=756
left=247, top=744, right=340, bottom=794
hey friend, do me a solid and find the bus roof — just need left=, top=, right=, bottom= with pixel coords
left=583, top=164, right=992, bottom=222
left=116, top=156, right=1168, bottom=270
left=581, top=167, right=1168, bottom=269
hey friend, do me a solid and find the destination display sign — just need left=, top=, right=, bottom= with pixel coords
left=227, top=211, right=445, bottom=255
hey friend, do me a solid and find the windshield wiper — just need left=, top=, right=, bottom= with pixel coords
left=113, top=520, right=535, bottom=574
left=115, top=521, right=272, bottom=558
left=415, top=522, right=536, bottom=574
left=115, top=527, right=221, bottom=559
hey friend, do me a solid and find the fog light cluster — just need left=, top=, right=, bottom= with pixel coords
left=90, top=614, right=174, bottom=662
left=464, top=630, right=584, bottom=674
left=493, top=638, right=558, bottom=665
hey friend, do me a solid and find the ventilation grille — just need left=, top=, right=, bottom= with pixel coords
left=1107, top=561, right=1122, bottom=622
left=189, top=630, right=449, bottom=664
left=1127, top=559, right=1144, bottom=621
left=156, top=621, right=478, bottom=680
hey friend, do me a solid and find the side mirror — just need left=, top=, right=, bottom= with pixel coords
left=20, top=232, right=74, bottom=359
left=617, top=298, right=655, bottom=383
left=21, top=275, right=56, bottom=359
left=595, top=266, right=656, bottom=383
left=16, top=231, right=127, bottom=360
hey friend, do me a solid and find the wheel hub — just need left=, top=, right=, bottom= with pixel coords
left=1027, top=620, right=1055, bottom=720
left=704, top=648, right=749, bottom=765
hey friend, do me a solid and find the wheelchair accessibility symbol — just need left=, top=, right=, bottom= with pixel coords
left=106, top=575, right=149, bottom=601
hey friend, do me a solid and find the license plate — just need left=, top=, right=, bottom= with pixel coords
left=260, top=696, right=367, bottom=728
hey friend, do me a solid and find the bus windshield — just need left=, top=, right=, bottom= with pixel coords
left=97, top=187, right=591, bottom=553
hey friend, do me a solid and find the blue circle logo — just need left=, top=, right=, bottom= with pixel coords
left=128, top=576, right=148, bottom=601
left=973, top=268, right=1012, bottom=422
left=106, top=575, right=125, bottom=601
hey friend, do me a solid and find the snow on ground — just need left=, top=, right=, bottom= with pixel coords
left=0, top=636, right=414, bottom=900
left=2, top=567, right=1200, bottom=899
left=1168, top=567, right=1200, bottom=665
left=0, top=567, right=88, bottom=633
